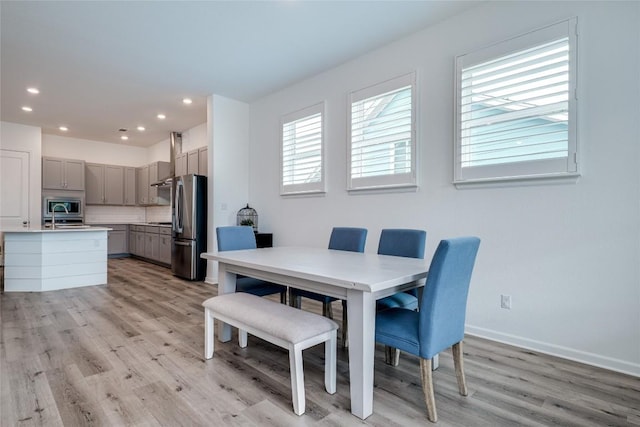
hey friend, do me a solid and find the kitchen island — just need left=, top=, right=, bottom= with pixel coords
left=2, top=226, right=111, bottom=292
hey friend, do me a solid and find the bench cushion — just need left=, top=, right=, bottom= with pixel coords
left=203, top=292, right=338, bottom=344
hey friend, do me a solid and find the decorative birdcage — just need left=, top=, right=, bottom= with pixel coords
left=237, top=204, right=258, bottom=232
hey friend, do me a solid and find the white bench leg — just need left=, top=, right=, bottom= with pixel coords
left=289, top=344, right=305, bottom=415
left=204, top=308, right=215, bottom=359
left=325, top=331, right=337, bottom=394
left=239, top=329, right=248, bottom=348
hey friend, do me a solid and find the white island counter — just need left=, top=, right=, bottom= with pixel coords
left=2, top=226, right=111, bottom=292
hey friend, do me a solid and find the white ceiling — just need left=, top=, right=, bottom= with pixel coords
left=1, top=1, right=479, bottom=147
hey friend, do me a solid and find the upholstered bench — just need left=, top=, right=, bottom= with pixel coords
left=203, top=292, right=338, bottom=415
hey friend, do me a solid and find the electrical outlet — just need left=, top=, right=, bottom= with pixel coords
left=500, top=294, right=512, bottom=310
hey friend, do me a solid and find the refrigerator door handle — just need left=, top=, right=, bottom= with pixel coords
left=174, top=240, right=192, bottom=246
left=174, top=179, right=184, bottom=233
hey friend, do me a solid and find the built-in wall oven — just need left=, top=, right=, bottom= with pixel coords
left=42, top=197, right=84, bottom=225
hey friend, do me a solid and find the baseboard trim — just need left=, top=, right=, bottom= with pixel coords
left=204, top=276, right=217, bottom=285
left=466, top=325, right=640, bottom=378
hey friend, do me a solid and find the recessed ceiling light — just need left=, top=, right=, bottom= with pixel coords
left=27, top=87, right=40, bottom=94
left=59, top=126, right=68, bottom=131
left=21, top=106, right=33, bottom=112
left=182, top=98, right=192, bottom=105
left=137, top=126, right=145, bottom=131
left=120, top=135, right=129, bottom=141
left=157, top=114, right=166, bottom=120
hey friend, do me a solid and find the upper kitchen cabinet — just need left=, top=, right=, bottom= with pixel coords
left=187, top=150, right=199, bottom=175
left=42, top=157, right=85, bottom=190
left=175, top=147, right=208, bottom=177
left=137, top=161, right=170, bottom=206
left=137, top=165, right=149, bottom=205
left=198, top=147, right=208, bottom=176
left=86, top=163, right=124, bottom=205
left=175, top=152, right=187, bottom=177
left=124, top=167, right=136, bottom=206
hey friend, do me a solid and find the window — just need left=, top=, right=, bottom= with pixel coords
left=454, top=18, right=578, bottom=185
left=348, top=73, right=417, bottom=191
left=280, top=102, right=325, bottom=195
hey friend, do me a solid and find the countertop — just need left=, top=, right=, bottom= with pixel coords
left=86, top=222, right=172, bottom=228
left=2, top=225, right=112, bottom=233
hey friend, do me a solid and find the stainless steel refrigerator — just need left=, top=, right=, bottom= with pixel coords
left=172, top=174, right=207, bottom=280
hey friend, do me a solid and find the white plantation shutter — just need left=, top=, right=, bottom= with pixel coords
left=281, top=102, right=325, bottom=195
left=348, top=73, right=417, bottom=191
left=455, top=18, right=578, bottom=185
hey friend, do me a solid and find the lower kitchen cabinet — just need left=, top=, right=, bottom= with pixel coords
left=158, top=229, right=171, bottom=265
left=129, top=224, right=171, bottom=266
left=94, top=224, right=129, bottom=257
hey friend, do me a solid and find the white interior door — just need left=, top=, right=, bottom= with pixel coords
left=0, top=149, right=30, bottom=229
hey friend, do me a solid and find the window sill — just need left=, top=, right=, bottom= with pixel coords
left=280, top=190, right=326, bottom=198
left=454, top=172, right=581, bottom=189
left=348, top=184, right=418, bottom=195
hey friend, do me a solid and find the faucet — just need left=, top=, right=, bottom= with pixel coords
left=51, top=203, right=69, bottom=229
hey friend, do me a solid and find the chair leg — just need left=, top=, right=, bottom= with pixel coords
left=384, top=346, right=400, bottom=366
left=419, top=358, right=437, bottom=423
left=323, top=301, right=334, bottom=319
left=341, top=300, right=348, bottom=348
left=452, top=341, right=468, bottom=396
left=289, top=289, right=301, bottom=308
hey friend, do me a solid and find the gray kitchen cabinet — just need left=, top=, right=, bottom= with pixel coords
left=85, top=163, right=104, bottom=204
left=137, top=165, right=149, bottom=205
left=85, top=163, right=124, bottom=205
left=149, top=161, right=170, bottom=205
left=129, top=228, right=137, bottom=255
left=107, top=224, right=128, bottom=256
left=94, top=224, right=128, bottom=257
left=137, top=162, right=169, bottom=206
left=187, top=150, right=199, bottom=175
left=129, top=224, right=170, bottom=266
left=135, top=231, right=145, bottom=257
left=124, top=167, right=136, bottom=206
left=42, top=157, right=85, bottom=190
left=144, top=226, right=160, bottom=260
left=158, top=228, right=171, bottom=265
left=198, top=147, right=208, bottom=176
left=175, top=152, right=187, bottom=177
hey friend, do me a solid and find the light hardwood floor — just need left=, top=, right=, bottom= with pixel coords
left=1, top=258, right=638, bottom=426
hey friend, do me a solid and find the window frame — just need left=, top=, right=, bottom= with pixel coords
left=454, top=18, right=579, bottom=187
left=280, top=102, right=326, bottom=196
left=347, top=72, right=417, bottom=192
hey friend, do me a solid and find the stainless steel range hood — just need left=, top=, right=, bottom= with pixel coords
left=151, top=131, right=181, bottom=187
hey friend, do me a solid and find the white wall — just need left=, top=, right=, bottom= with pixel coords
left=248, top=1, right=640, bottom=375
left=204, top=94, right=251, bottom=283
left=42, top=134, right=148, bottom=166
left=0, top=121, right=42, bottom=227
left=182, top=122, right=207, bottom=153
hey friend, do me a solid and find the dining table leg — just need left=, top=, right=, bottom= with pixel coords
left=346, top=289, right=376, bottom=419
left=216, top=264, right=237, bottom=342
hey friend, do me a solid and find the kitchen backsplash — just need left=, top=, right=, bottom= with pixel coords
left=145, top=205, right=172, bottom=223
left=85, top=205, right=171, bottom=224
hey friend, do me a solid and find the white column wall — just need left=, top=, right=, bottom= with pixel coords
left=205, top=94, right=251, bottom=283
left=248, top=1, right=640, bottom=375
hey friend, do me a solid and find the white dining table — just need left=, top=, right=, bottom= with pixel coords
left=201, top=246, right=428, bottom=419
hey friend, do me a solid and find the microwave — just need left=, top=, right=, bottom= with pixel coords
left=42, top=197, right=84, bottom=222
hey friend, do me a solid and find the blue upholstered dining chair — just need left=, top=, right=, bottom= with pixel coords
left=216, top=226, right=287, bottom=303
left=375, top=237, right=480, bottom=423
left=376, top=229, right=427, bottom=312
left=289, top=227, right=368, bottom=347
